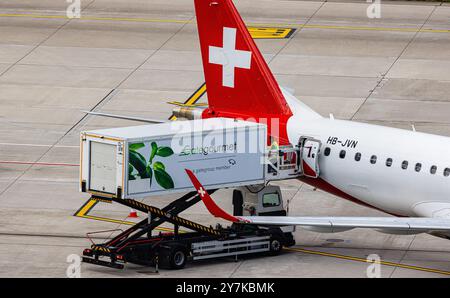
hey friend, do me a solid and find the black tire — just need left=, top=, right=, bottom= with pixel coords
left=232, top=190, right=244, bottom=216
left=269, top=237, right=283, bottom=256
left=168, top=246, right=187, bottom=270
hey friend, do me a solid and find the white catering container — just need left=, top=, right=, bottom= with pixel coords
left=80, top=118, right=267, bottom=199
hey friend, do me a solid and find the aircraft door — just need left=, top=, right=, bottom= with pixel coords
left=299, top=137, right=321, bottom=178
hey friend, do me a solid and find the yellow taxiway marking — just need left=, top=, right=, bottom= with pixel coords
left=286, top=247, right=450, bottom=276
left=73, top=198, right=175, bottom=232
left=167, top=101, right=208, bottom=108
left=302, top=24, right=450, bottom=34
left=248, top=27, right=295, bottom=39
left=0, top=13, right=191, bottom=24
left=75, top=198, right=98, bottom=216
left=1, top=13, right=448, bottom=34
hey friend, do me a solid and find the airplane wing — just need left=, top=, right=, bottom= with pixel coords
left=185, top=169, right=450, bottom=233
left=228, top=216, right=450, bottom=232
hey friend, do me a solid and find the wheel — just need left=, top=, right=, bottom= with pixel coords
left=232, top=190, right=244, bottom=216
left=168, top=246, right=187, bottom=270
left=269, top=237, right=282, bottom=256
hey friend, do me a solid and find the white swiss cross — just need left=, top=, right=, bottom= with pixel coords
left=209, top=27, right=252, bottom=88
left=197, top=187, right=206, bottom=197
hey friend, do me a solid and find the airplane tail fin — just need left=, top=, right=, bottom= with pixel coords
left=185, top=169, right=244, bottom=223
left=194, top=0, right=292, bottom=128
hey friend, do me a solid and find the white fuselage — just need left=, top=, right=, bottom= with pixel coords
left=284, top=90, right=450, bottom=217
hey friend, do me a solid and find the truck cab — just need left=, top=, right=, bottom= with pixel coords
left=233, top=185, right=286, bottom=217
left=232, top=184, right=295, bottom=235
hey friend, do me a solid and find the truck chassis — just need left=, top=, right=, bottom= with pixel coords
left=81, top=190, right=295, bottom=270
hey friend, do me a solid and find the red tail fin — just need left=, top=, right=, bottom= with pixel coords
left=194, top=0, right=292, bottom=126
left=185, top=169, right=244, bottom=223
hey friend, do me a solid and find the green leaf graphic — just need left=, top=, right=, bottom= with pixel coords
left=141, top=165, right=153, bottom=183
left=129, top=143, right=145, bottom=151
left=149, top=142, right=158, bottom=163
left=153, top=161, right=165, bottom=171
left=129, top=141, right=174, bottom=190
left=156, top=146, right=174, bottom=157
left=129, top=150, right=147, bottom=177
left=128, top=164, right=136, bottom=180
left=154, top=169, right=174, bottom=189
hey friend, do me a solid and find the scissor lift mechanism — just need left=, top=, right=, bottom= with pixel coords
left=82, top=188, right=295, bottom=270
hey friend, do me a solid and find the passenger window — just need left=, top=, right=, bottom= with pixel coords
left=262, top=193, right=281, bottom=207
left=324, top=147, right=331, bottom=156
left=355, top=153, right=361, bottom=161
left=370, top=155, right=377, bottom=164
left=402, top=160, right=408, bottom=170
left=415, top=163, right=422, bottom=172
left=444, top=168, right=450, bottom=177
left=339, top=150, right=346, bottom=159
left=430, top=165, right=437, bottom=174
left=386, top=158, right=393, bottom=167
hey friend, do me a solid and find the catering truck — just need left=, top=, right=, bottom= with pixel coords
left=80, top=118, right=299, bottom=270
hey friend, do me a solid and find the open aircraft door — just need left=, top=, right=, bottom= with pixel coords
left=299, top=137, right=321, bottom=178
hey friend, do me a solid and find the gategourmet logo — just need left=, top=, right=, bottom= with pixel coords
left=179, top=142, right=237, bottom=156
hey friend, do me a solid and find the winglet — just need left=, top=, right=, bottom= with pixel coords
left=185, top=169, right=244, bottom=223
